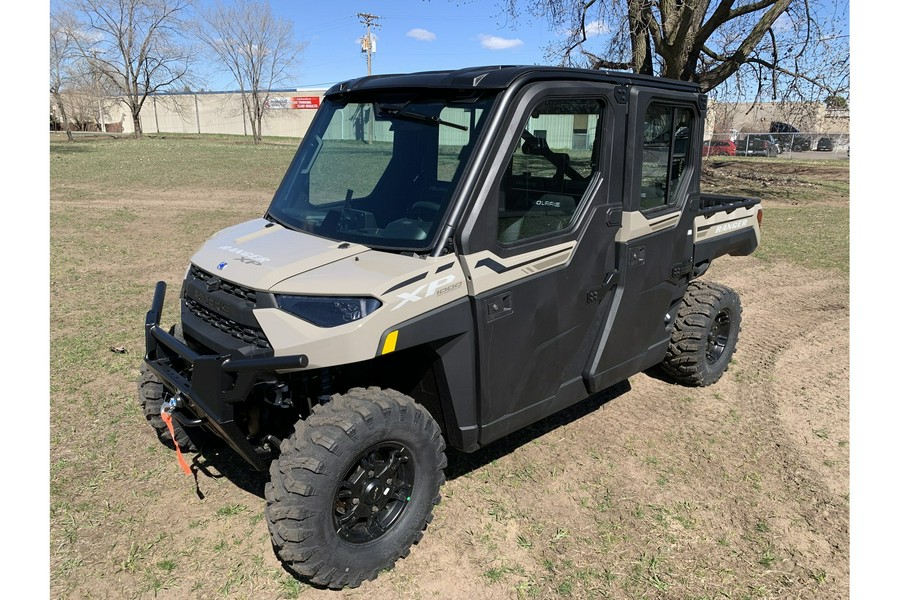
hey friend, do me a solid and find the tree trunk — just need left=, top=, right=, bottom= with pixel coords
left=248, top=109, right=260, bottom=144
left=53, top=92, right=75, bottom=142
left=128, top=93, right=144, bottom=138
left=252, top=93, right=263, bottom=145
left=627, top=1, right=654, bottom=76
left=241, top=92, right=261, bottom=144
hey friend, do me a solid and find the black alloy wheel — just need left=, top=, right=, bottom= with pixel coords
left=661, top=280, right=742, bottom=387
left=706, top=308, right=733, bottom=365
left=266, top=387, right=446, bottom=589
left=333, top=442, right=415, bottom=544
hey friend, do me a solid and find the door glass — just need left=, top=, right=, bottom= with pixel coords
left=498, top=98, right=603, bottom=243
left=639, top=104, right=693, bottom=211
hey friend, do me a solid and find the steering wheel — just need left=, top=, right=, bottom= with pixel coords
left=407, top=201, right=440, bottom=222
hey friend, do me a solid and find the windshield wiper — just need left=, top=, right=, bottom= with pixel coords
left=377, top=105, right=468, bottom=131
left=264, top=212, right=289, bottom=228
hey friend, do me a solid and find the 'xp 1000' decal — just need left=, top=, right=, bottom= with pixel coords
left=392, top=275, right=462, bottom=310
left=217, top=245, right=271, bottom=266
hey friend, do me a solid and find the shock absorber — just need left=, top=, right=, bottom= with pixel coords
left=317, top=368, right=333, bottom=404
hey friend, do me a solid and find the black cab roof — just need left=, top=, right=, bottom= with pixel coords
left=326, top=65, right=700, bottom=97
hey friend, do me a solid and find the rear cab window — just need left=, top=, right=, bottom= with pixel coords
left=638, top=104, right=694, bottom=212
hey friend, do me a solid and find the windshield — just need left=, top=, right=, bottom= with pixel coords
left=267, top=92, right=496, bottom=251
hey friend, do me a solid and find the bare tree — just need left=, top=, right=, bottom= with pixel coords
left=505, top=0, right=848, bottom=101
left=50, top=12, right=81, bottom=141
left=68, top=0, right=194, bottom=138
left=194, top=0, right=306, bottom=144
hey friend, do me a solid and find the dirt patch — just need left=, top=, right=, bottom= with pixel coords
left=704, top=160, right=850, bottom=182
left=701, top=159, right=849, bottom=208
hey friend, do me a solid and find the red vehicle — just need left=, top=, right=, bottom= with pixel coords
left=703, top=139, right=736, bottom=156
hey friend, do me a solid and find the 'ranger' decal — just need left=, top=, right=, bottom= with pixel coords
left=218, top=245, right=271, bottom=265
left=713, top=219, right=748, bottom=235
left=392, top=275, right=456, bottom=310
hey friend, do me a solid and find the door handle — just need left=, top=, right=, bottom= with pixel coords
left=485, top=291, right=513, bottom=322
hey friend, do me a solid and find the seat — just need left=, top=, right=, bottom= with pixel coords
left=499, top=193, right=577, bottom=243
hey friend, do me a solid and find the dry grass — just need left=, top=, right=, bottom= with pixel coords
left=49, top=136, right=849, bottom=599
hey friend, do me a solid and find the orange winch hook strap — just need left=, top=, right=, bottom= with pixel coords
left=161, top=409, right=193, bottom=476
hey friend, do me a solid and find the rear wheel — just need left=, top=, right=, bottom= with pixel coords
left=661, top=280, right=742, bottom=386
left=265, top=387, right=446, bottom=589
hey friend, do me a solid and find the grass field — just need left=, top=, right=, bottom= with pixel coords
left=49, top=133, right=849, bottom=599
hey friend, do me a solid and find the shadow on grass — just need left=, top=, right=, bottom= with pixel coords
left=445, top=380, right=631, bottom=481
left=184, top=379, right=633, bottom=499
left=180, top=379, right=633, bottom=590
left=641, top=364, right=678, bottom=385
left=50, top=143, right=95, bottom=155
left=189, top=441, right=268, bottom=499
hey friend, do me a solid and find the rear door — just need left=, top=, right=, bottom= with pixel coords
left=585, top=87, right=703, bottom=392
left=456, top=82, right=625, bottom=445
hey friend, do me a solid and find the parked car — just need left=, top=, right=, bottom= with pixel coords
left=793, top=138, right=812, bottom=151
left=702, top=139, right=736, bottom=156
left=735, top=134, right=779, bottom=157
left=816, top=137, right=834, bottom=151
left=779, top=136, right=811, bottom=152
left=769, top=122, right=809, bottom=152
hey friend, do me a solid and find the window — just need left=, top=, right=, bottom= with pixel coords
left=638, top=104, right=693, bottom=211
left=267, top=93, right=495, bottom=250
left=498, top=98, right=603, bottom=243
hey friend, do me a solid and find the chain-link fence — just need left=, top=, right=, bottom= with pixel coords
left=704, top=131, right=850, bottom=159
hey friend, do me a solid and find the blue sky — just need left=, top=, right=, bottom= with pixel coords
left=207, top=0, right=564, bottom=90
left=48, top=0, right=851, bottom=94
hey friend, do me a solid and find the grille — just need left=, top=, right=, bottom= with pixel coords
left=186, top=265, right=271, bottom=350
left=190, top=265, right=258, bottom=304
left=184, top=297, right=271, bottom=349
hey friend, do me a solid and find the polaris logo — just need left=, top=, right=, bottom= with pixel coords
left=713, top=219, right=748, bottom=235
left=218, top=245, right=271, bottom=266
left=187, top=286, right=231, bottom=316
left=392, top=275, right=457, bottom=310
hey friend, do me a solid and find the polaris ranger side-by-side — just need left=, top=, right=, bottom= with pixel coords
left=141, top=66, right=761, bottom=589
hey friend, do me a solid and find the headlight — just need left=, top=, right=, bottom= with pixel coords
left=275, top=295, right=382, bottom=328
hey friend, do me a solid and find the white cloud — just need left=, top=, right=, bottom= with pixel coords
left=407, top=28, right=436, bottom=42
left=773, top=12, right=794, bottom=32
left=565, top=19, right=609, bottom=39
left=478, top=34, right=524, bottom=50
left=583, top=19, right=609, bottom=38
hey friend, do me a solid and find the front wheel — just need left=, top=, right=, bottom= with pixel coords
left=138, top=363, right=200, bottom=451
left=661, top=280, right=742, bottom=386
left=265, top=387, right=446, bottom=589
left=137, top=324, right=205, bottom=451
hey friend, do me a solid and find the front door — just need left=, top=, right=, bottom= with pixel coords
left=457, top=85, right=625, bottom=445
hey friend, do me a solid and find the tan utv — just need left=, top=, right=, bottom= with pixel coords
left=140, top=65, right=761, bottom=589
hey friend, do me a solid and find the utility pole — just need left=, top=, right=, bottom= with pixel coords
left=357, top=12, right=380, bottom=76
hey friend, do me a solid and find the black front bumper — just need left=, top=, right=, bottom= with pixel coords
left=143, top=282, right=308, bottom=470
